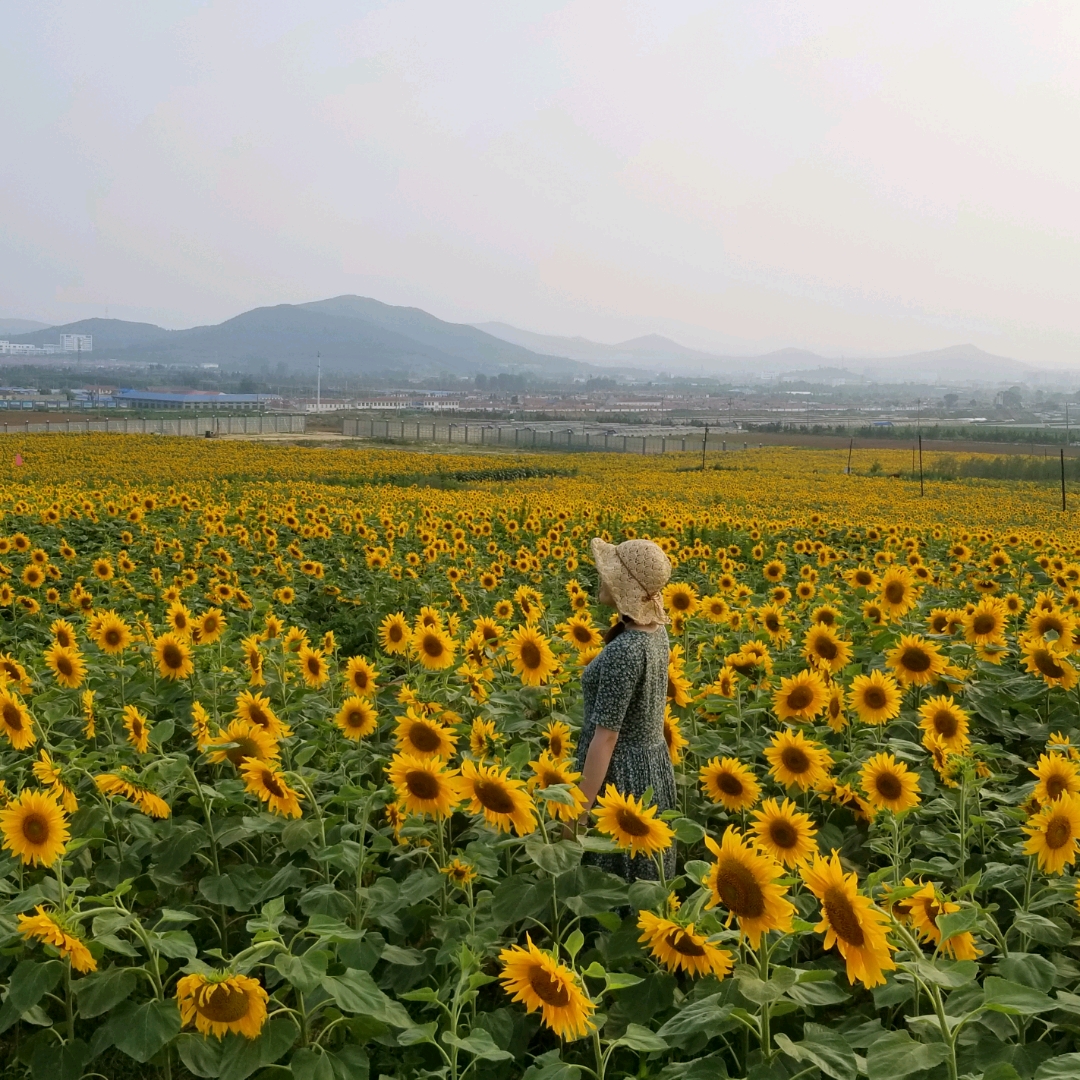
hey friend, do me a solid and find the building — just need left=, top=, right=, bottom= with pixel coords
left=60, top=334, right=92, bottom=353
left=114, top=389, right=279, bottom=410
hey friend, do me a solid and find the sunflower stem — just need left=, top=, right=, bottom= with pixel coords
left=757, top=934, right=773, bottom=1060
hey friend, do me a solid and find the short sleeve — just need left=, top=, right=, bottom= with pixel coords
left=586, top=634, right=644, bottom=734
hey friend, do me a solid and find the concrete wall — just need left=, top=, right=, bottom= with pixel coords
left=0, top=414, right=306, bottom=437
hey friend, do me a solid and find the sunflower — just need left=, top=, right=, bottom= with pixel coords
left=637, top=911, right=733, bottom=978
left=702, top=826, right=795, bottom=948
left=902, top=881, right=982, bottom=961
left=193, top=608, right=226, bottom=646
left=498, top=937, right=595, bottom=1041
left=240, top=759, right=303, bottom=818
left=207, top=719, right=280, bottom=767
left=527, top=752, right=587, bottom=822
left=343, top=655, right=379, bottom=697
left=469, top=716, right=501, bottom=759
left=92, top=557, right=114, bottom=581
left=543, top=720, right=574, bottom=760
left=764, top=729, right=833, bottom=791
left=1021, top=639, right=1079, bottom=690
left=387, top=752, right=462, bottom=818
left=700, top=757, right=761, bottom=811
left=560, top=615, right=603, bottom=652
left=505, top=625, right=558, bottom=686
left=886, top=634, right=947, bottom=687
left=800, top=851, right=895, bottom=987
left=917, top=695, right=970, bottom=753
left=1026, top=608, right=1077, bottom=651
left=396, top=709, right=459, bottom=759
left=441, top=858, right=478, bottom=888
left=1023, top=792, right=1080, bottom=873
left=667, top=646, right=693, bottom=705
left=877, top=565, right=918, bottom=618
left=95, top=610, right=132, bottom=654
left=751, top=798, right=818, bottom=867
left=236, top=691, right=290, bottom=740
left=849, top=670, right=903, bottom=726
left=846, top=566, right=879, bottom=591
left=772, top=669, right=829, bottom=722
left=81, top=688, right=96, bottom=739
left=460, top=759, right=537, bottom=835
left=1030, top=753, right=1080, bottom=805
left=123, top=705, right=152, bottom=754
left=663, top=706, right=689, bottom=765
left=95, top=773, right=171, bottom=819
left=962, top=599, right=1007, bottom=647
left=297, top=645, right=329, bottom=688
left=802, top=625, right=852, bottom=674
left=493, top=598, right=514, bottom=621
left=823, top=684, right=847, bottom=733
left=176, top=972, right=269, bottom=1040
left=860, top=752, right=920, bottom=815
left=18, top=906, right=96, bottom=972
left=592, top=786, right=674, bottom=858
left=757, top=603, right=790, bottom=645
left=50, top=619, right=77, bottom=649
left=154, top=632, right=194, bottom=680
left=0, top=788, right=69, bottom=866
left=412, top=626, right=457, bottom=671
left=33, top=751, right=77, bottom=812
left=42, top=642, right=86, bottom=689
left=335, top=696, right=378, bottom=740
left=663, top=581, right=699, bottom=617
left=700, top=594, right=730, bottom=623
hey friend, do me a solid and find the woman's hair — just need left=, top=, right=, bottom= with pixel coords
left=603, top=616, right=631, bottom=644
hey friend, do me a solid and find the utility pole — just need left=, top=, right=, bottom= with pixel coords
left=702, top=424, right=709, bottom=471
left=919, top=433, right=924, bottom=496
left=1062, top=449, right=1067, bottom=512
left=316, top=352, right=321, bottom=413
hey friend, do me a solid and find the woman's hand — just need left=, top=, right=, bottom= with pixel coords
left=561, top=812, right=590, bottom=841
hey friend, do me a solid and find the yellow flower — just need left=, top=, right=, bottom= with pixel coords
left=124, top=704, right=152, bottom=754
left=18, top=906, right=96, bottom=972
left=334, top=696, right=378, bottom=740
left=860, top=752, right=921, bottom=815
left=343, top=655, right=379, bottom=697
left=1023, top=792, right=1080, bottom=874
left=802, top=624, right=852, bottom=674
left=764, top=729, right=832, bottom=791
left=886, top=634, right=947, bottom=688
left=459, top=759, right=537, bottom=835
left=751, top=797, right=818, bottom=867
left=154, top=632, right=194, bottom=680
left=527, top=751, right=587, bottom=822
left=637, top=910, right=733, bottom=978
left=411, top=626, right=456, bottom=671
left=543, top=720, right=574, bottom=761
left=296, top=645, right=329, bottom=688
left=379, top=612, right=412, bottom=655
left=0, top=788, right=69, bottom=866
left=772, top=668, right=829, bottom=722
left=849, top=670, right=902, bottom=726
left=917, top=695, right=970, bottom=753
left=498, top=937, right=594, bottom=1041
left=176, top=972, right=268, bottom=1040
left=441, top=858, right=477, bottom=888
left=43, top=642, right=86, bottom=688
left=505, top=625, right=558, bottom=686
left=0, top=687, right=36, bottom=750
left=592, top=786, right=674, bottom=859
left=699, top=757, right=760, bottom=811
left=1030, top=753, right=1080, bottom=805
left=240, top=759, right=303, bottom=818
left=386, top=753, right=462, bottom=818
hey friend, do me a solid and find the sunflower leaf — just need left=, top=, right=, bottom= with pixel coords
left=775, top=1024, right=857, bottom=1080
left=613, top=1023, right=667, bottom=1053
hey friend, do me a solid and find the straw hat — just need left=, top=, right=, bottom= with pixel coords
left=590, top=537, right=672, bottom=625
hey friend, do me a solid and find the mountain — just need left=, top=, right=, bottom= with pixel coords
left=476, top=323, right=713, bottom=365
left=0, top=319, right=51, bottom=336
left=6, top=299, right=588, bottom=378
left=854, top=344, right=1031, bottom=383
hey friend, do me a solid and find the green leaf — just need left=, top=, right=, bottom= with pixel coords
left=613, top=1023, right=667, bottom=1053
left=671, top=818, right=705, bottom=844
left=605, top=972, right=644, bottom=991
left=290, top=1048, right=336, bottom=1080
left=865, top=1032, right=949, bottom=1079
left=380, top=944, right=425, bottom=966
left=983, top=976, right=1057, bottom=1015
left=30, top=1038, right=90, bottom=1080
left=995, top=953, right=1057, bottom=993
left=177, top=1033, right=224, bottom=1078
left=1012, top=910, right=1071, bottom=945
left=735, top=964, right=797, bottom=1003
left=524, top=836, right=583, bottom=876
left=281, top=819, right=322, bottom=854
left=775, top=1023, right=857, bottom=1080
left=627, top=879, right=669, bottom=911
left=276, top=950, right=329, bottom=994
left=909, top=958, right=979, bottom=988
left=564, top=929, right=585, bottom=960
left=1035, top=1055, right=1080, bottom=1079
left=785, top=970, right=850, bottom=1007
left=443, top=1027, right=514, bottom=1061
left=934, top=905, right=978, bottom=945
left=73, top=966, right=138, bottom=1018
left=577, top=834, right=619, bottom=853
left=218, top=1017, right=298, bottom=1080
left=982, top=1065, right=1023, bottom=1080
left=0, top=960, right=62, bottom=1034
left=324, top=968, right=414, bottom=1027
left=112, top=999, right=183, bottom=1063
left=396, top=1021, right=439, bottom=1046
left=656, top=994, right=733, bottom=1041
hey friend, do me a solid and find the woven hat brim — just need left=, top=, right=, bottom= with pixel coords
left=590, top=538, right=670, bottom=625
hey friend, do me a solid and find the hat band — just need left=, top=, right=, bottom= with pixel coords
left=614, top=549, right=667, bottom=624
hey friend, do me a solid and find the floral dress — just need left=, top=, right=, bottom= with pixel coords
left=576, top=626, right=676, bottom=881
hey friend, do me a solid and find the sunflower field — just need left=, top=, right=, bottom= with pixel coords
left=2, top=434, right=1080, bottom=1080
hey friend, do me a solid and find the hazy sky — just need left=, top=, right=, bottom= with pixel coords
left=4, top=2, right=1080, bottom=363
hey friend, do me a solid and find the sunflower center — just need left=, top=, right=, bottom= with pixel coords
left=162, top=643, right=184, bottom=670
left=22, top=813, right=49, bottom=844
left=474, top=779, right=517, bottom=815
left=1046, top=775, right=1068, bottom=800
left=823, top=886, right=866, bottom=946
left=900, top=648, right=931, bottom=672
left=520, top=642, right=542, bottom=669
left=260, top=770, right=285, bottom=798
left=766, top=616, right=780, bottom=632
left=227, top=736, right=260, bottom=765
left=57, top=656, right=73, bottom=677
left=1035, top=651, right=1065, bottom=679
left=1046, top=814, right=1073, bottom=850
left=931, top=709, right=958, bottom=737
left=768, top=819, right=799, bottom=849
left=715, top=857, right=766, bottom=918
left=931, top=615, right=948, bottom=632
left=389, top=624, right=404, bottom=642
left=422, top=634, right=445, bottom=658
left=573, top=626, right=592, bottom=643
left=972, top=614, right=996, bottom=635
left=814, top=638, right=838, bottom=661
left=614, top=807, right=652, bottom=837
left=549, top=736, right=564, bottom=757
left=786, top=685, right=814, bottom=711
left=247, top=706, right=269, bottom=728
left=408, top=723, right=443, bottom=753
left=780, top=747, right=810, bottom=775
left=884, top=582, right=906, bottom=603
left=104, top=629, right=121, bottom=647
left=874, top=772, right=903, bottom=801
left=529, top=966, right=571, bottom=1007
left=855, top=571, right=873, bottom=586
left=345, top=709, right=366, bottom=729
left=306, top=657, right=321, bottom=675
left=57, top=631, right=71, bottom=647
left=353, top=673, right=370, bottom=690
left=863, top=687, right=887, bottom=710
left=665, top=928, right=706, bottom=956
left=198, top=984, right=252, bottom=1023
left=405, top=769, right=440, bottom=801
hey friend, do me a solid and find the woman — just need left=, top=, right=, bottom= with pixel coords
left=574, top=537, right=676, bottom=881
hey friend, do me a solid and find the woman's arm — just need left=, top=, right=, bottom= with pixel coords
left=578, top=724, right=619, bottom=818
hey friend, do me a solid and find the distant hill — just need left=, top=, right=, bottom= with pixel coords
left=854, top=344, right=1031, bottom=383
left=476, top=323, right=713, bottom=365
left=0, top=319, right=51, bottom=336
left=7, top=299, right=588, bottom=378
